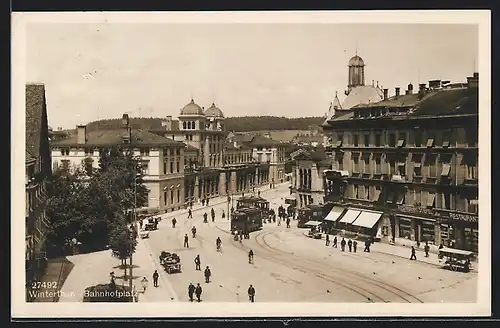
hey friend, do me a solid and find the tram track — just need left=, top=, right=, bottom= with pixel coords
left=253, top=230, right=424, bottom=303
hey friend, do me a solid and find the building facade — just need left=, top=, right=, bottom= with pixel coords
left=26, top=83, right=52, bottom=299
left=51, top=114, right=187, bottom=213
left=290, top=148, right=332, bottom=208
left=322, top=73, right=479, bottom=252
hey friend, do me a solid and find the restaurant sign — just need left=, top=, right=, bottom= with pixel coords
left=397, top=205, right=478, bottom=224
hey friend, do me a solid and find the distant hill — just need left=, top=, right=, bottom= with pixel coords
left=81, top=116, right=325, bottom=133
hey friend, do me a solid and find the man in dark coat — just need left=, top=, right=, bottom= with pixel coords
left=325, top=234, right=330, bottom=246
left=248, top=284, right=256, bottom=302
left=206, top=198, right=210, bottom=206
left=410, top=246, right=417, bottom=260
left=348, top=239, right=353, bottom=252
left=204, top=266, right=211, bottom=283
left=353, top=240, right=358, bottom=253
left=203, top=212, right=208, bottom=223
left=364, top=239, right=371, bottom=252
left=333, top=236, right=338, bottom=248
left=340, top=238, right=346, bottom=251
left=211, top=208, right=215, bottom=222
left=195, top=283, right=202, bottom=302
left=202, top=199, right=205, bottom=206
left=424, top=241, right=430, bottom=257
left=188, top=283, right=196, bottom=302
left=184, top=234, right=189, bottom=248
left=188, top=208, right=193, bottom=218
left=172, top=218, right=177, bottom=228
left=194, top=255, right=201, bottom=270
left=152, top=270, right=159, bottom=287
left=286, top=218, right=291, bottom=228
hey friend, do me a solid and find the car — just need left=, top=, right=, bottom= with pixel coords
left=139, top=230, right=149, bottom=239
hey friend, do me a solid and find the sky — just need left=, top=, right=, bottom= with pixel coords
left=26, top=22, right=478, bottom=129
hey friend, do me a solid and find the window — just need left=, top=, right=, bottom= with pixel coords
left=141, top=161, right=149, bottom=175
left=396, top=192, right=405, bottom=205
left=353, top=134, right=359, bottom=147
left=352, top=154, right=360, bottom=172
left=363, top=156, right=370, bottom=174
left=443, top=194, right=451, bottom=210
left=375, top=133, right=381, bottom=147
left=398, top=217, right=412, bottom=239
left=365, top=185, right=370, bottom=200
left=84, top=148, right=93, bottom=156
left=354, top=185, right=359, bottom=199
left=464, top=154, right=477, bottom=180
left=171, top=190, right=174, bottom=204
left=388, top=133, right=396, bottom=147
left=84, top=159, right=93, bottom=176
left=441, top=163, right=451, bottom=177
left=163, top=162, right=167, bottom=174
left=426, top=193, right=436, bottom=208
left=426, top=138, right=435, bottom=148
left=466, top=128, right=477, bottom=147
left=389, top=160, right=396, bottom=175
left=364, top=134, right=370, bottom=147
left=414, top=130, right=422, bottom=147
left=426, top=155, right=437, bottom=177
left=396, top=138, right=405, bottom=148
left=177, top=190, right=180, bottom=203
left=337, top=154, right=343, bottom=170
left=176, top=161, right=180, bottom=172
left=386, top=190, right=395, bottom=204
left=467, top=199, right=478, bottom=214
left=170, top=161, right=174, bottom=173
left=164, top=191, right=168, bottom=205
left=60, top=148, right=70, bottom=156
left=336, top=134, right=343, bottom=147
left=414, top=163, right=422, bottom=177
left=374, top=156, right=381, bottom=174
left=442, top=130, right=451, bottom=148
left=183, top=122, right=187, bottom=129
left=397, top=162, right=406, bottom=176
left=140, top=148, right=150, bottom=156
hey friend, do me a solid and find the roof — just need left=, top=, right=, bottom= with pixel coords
left=342, top=85, right=384, bottom=110
left=204, top=102, right=224, bottom=118
left=245, top=134, right=281, bottom=147
left=26, top=84, right=47, bottom=160
left=51, top=129, right=185, bottom=147
left=348, top=55, right=364, bottom=66
left=180, top=99, right=204, bottom=116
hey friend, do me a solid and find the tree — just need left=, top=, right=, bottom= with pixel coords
left=108, top=223, right=137, bottom=280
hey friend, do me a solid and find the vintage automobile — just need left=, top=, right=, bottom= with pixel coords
left=438, top=247, right=474, bottom=272
left=139, top=229, right=149, bottom=239
left=159, top=251, right=182, bottom=274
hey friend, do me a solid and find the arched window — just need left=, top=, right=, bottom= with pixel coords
left=192, top=121, right=196, bottom=129
left=183, top=121, right=187, bottom=129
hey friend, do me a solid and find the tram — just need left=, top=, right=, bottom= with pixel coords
left=296, top=203, right=333, bottom=228
left=230, top=207, right=263, bottom=235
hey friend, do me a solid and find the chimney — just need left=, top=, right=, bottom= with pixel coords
left=77, top=125, right=86, bottom=144
left=407, top=83, right=413, bottom=95
left=467, top=72, right=479, bottom=88
left=418, top=83, right=426, bottom=99
left=383, top=88, right=388, bottom=100
left=395, top=87, right=400, bottom=98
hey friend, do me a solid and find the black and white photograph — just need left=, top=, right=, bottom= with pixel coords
left=13, top=11, right=491, bottom=317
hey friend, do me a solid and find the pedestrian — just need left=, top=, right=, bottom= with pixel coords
left=333, top=236, right=338, bottom=248
left=222, top=210, right=226, bottom=219
left=258, top=190, right=261, bottom=197
left=188, top=208, right=193, bottom=218
left=248, top=284, right=256, bottom=302
left=424, top=241, right=430, bottom=257
left=340, top=238, right=346, bottom=251
left=410, top=246, right=417, bottom=260
left=206, top=198, right=210, bottom=206
left=353, top=240, right=358, bottom=253
left=286, top=218, right=291, bottom=228
left=204, top=266, right=211, bottom=283
left=184, top=234, right=189, bottom=248
left=364, top=239, right=371, bottom=252
left=152, top=270, right=159, bottom=287
left=194, top=255, right=201, bottom=270
left=139, top=220, right=143, bottom=230
left=188, top=283, right=196, bottom=302
left=141, top=276, right=148, bottom=292
left=202, top=199, right=205, bottom=206
left=211, top=208, right=215, bottom=222
left=348, top=239, right=353, bottom=252
left=191, top=226, right=197, bottom=238
left=325, top=234, right=330, bottom=246
left=172, top=218, right=177, bottom=228
left=203, top=212, right=208, bottom=223
left=195, top=283, right=203, bottom=302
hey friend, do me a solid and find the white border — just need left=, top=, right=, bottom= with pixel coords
left=12, top=10, right=491, bottom=318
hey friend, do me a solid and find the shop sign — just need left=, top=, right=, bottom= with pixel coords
left=398, top=205, right=436, bottom=217
left=449, top=212, right=478, bottom=223
left=397, top=205, right=478, bottom=224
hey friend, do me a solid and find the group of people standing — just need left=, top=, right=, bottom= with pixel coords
left=325, top=235, right=372, bottom=253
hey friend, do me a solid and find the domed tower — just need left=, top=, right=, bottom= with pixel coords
left=346, top=55, right=365, bottom=95
left=179, top=98, right=205, bottom=151
left=204, top=102, right=225, bottom=168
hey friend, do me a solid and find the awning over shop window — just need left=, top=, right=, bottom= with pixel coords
left=324, top=206, right=345, bottom=222
left=339, top=209, right=361, bottom=224
left=304, top=220, right=322, bottom=227
left=352, top=211, right=383, bottom=229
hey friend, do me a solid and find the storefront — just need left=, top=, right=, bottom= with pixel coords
left=438, top=212, right=478, bottom=253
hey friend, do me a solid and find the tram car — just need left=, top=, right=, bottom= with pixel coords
left=236, top=196, right=270, bottom=212
left=296, top=204, right=329, bottom=228
left=230, top=207, right=263, bottom=235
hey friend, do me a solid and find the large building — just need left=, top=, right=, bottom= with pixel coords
left=26, top=83, right=52, bottom=297
left=322, top=73, right=479, bottom=252
left=51, top=114, right=187, bottom=213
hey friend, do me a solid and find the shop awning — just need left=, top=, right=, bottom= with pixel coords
left=324, top=206, right=345, bottom=222
left=352, top=211, right=383, bottom=229
left=304, top=220, right=322, bottom=227
left=338, top=209, right=361, bottom=224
